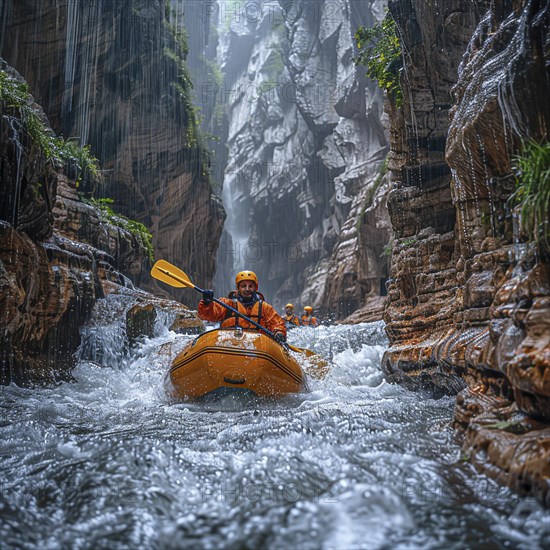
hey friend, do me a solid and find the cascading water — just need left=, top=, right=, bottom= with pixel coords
left=213, top=2, right=285, bottom=293
left=1, top=313, right=549, bottom=549
left=62, top=1, right=79, bottom=118
left=60, top=0, right=105, bottom=148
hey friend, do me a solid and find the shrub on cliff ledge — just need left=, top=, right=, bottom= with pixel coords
left=511, top=140, right=550, bottom=255
left=354, top=14, right=403, bottom=106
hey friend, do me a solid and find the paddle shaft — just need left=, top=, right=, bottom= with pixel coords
left=158, top=265, right=277, bottom=338
left=154, top=264, right=311, bottom=353
left=203, top=295, right=277, bottom=340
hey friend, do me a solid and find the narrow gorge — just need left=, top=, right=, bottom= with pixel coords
left=0, top=0, right=548, bottom=544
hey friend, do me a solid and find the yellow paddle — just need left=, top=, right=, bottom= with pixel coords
left=151, top=259, right=325, bottom=361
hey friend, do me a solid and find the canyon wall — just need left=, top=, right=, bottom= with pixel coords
left=216, top=0, right=391, bottom=316
left=1, top=0, right=391, bottom=317
left=382, top=0, right=549, bottom=505
left=0, top=0, right=224, bottom=302
left=0, top=65, right=202, bottom=385
left=0, top=0, right=215, bottom=383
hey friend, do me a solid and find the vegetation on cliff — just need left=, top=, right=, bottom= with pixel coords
left=354, top=14, right=403, bottom=106
left=0, top=68, right=100, bottom=185
left=162, top=4, right=213, bottom=184
left=85, top=198, right=155, bottom=263
left=511, top=140, right=550, bottom=256
left=356, top=158, right=388, bottom=234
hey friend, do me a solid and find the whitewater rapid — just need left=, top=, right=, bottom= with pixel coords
left=1, top=308, right=549, bottom=549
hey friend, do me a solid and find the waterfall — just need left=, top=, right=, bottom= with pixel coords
left=62, top=1, right=79, bottom=118
left=212, top=0, right=390, bottom=307
left=61, top=1, right=104, bottom=146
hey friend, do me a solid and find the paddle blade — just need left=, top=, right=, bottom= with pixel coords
left=151, top=259, right=195, bottom=289
left=303, top=355, right=330, bottom=380
left=288, top=344, right=315, bottom=357
left=288, top=344, right=330, bottom=379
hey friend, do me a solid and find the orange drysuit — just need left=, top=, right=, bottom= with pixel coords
left=284, top=313, right=301, bottom=327
left=300, top=315, right=318, bottom=327
left=198, top=297, right=287, bottom=337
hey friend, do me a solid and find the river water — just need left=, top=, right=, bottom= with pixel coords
left=1, top=307, right=549, bottom=549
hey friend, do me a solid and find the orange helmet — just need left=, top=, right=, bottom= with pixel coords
left=285, top=303, right=294, bottom=309
left=304, top=306, right=313, bottom=313
left=235, top=270, right=258, bottom=288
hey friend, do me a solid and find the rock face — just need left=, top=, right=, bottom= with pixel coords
left=0, top=0, right=224, bottom=301
left=382, top=0, right=549, bottom=505
left=215, top=0, right=391, bottom=315
left=0, top=64, right=202, bottom=385
left=455, top=388, right=550, bottom=507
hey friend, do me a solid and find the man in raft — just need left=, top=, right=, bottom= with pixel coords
left=283, top=303, right=301, bottom=328
left=198, top=270, right=287, bottom=344
left=301, top=306, right=318, bottom=327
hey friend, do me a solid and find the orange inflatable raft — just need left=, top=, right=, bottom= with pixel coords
left=164, top=328, right=307, bottom=400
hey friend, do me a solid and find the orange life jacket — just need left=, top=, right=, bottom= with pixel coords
left=301, top=315, right=318, bottom=327
left=221, top=299, right=263, bottom=330
left=285, top=313, right=300, bottom=326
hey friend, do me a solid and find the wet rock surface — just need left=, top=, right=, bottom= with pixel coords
left=0, top=222, right=97, bottom=385
left=339, top=295, right=387, bottom=324
left=0, top=68, right=201, bottom=385
left=455, top=388, right=550, bottom=507
left=383, top=0, right=549, bottom=504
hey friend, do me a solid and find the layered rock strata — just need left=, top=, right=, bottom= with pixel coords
left=455, top=388, right=550, bottom=507
left=0, top=65, right=201, bottom=385
left=382, top=0, right=549, bottom=504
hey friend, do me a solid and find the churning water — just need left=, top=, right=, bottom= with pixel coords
left=1, top=317, right=549, bottom=549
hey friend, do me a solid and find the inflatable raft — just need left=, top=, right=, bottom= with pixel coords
left=164, top=328, right=307, bottom=400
